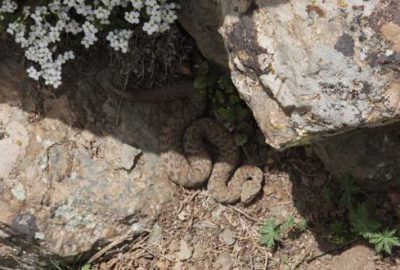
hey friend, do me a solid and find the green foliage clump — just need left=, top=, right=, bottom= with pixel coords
left=335, top=175, right=400, bottom=254
left=260, top=219, right=281, bottom=249
left=366, top=230, right=400, bottom=255
left=193, top=61, right=268, bottom=163
left=349, top=203, right=381, bottom=237
left=259, top=216, right=307, bottom=250
left=339, top=175, right=360, bottom=208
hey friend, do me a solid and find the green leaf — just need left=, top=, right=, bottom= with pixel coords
left=260, top=219, right=281, bottom=249
left=234, top=132, right=248, bottom=146
left=349, top=203, right=381, bottom=237
left=281, top=216, right=296, bottom=233
left=81, top=265, right=91, bottom=270
left=366, top=230, right=400, bottom=254
left=296, top=219, right=307, bottom=232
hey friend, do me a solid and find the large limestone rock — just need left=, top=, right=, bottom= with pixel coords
left=0, top=42, right=172, bottom=260
left=179, top=0, right=400, bottom=150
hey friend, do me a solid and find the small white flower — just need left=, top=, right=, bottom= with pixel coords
left=143, top=20, right=158, bottom=35
left=3, top=0, right=179, bottom=88
left=94, top=6, right=111, bottom=23
left=0, top=0, right=18, bottom=14
left=124, top=10, right=140, bottom=24
left=130, top=0, right=143, bottom=9
left=27, top=66, right=41, bottom=80
left=106, top=29, right=133, bottom=53
left=81, top=21, right=98, bottom=48
left=65, top=20, right=82, bottom=34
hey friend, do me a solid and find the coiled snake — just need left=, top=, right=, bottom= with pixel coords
left=96, top=68, right=263, bottom=204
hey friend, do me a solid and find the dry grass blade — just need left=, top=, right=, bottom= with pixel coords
left=228, top=205, right=263, bottom=224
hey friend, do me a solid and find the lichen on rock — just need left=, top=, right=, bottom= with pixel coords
left=179, top=0, right=400, bottom=150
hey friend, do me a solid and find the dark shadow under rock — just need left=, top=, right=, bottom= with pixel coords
left=313, top=122, right=400, bottom=191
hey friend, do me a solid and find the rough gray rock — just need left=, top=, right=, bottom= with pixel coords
left=313, top=122, right=400, bottom=190
left=179, top=0, right=400, bottom=150
left=0, top=44, right=172, bottom=259
left=178, top=0, right=229, bottom=67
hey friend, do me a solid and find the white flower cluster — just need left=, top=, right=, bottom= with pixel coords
left=0, top=0, right=17, bottom=20
left=106, top=29, right=133, bottom=53
left=0, top=0, right=179, bottom=88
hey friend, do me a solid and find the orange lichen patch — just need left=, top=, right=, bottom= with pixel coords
left=336, top=0, right=348, bottom=9
left=306, top=5, right=326, bottom=18
left=384, top=82, right=400, bottom=114
left=381, top=22, right=400, bottom=52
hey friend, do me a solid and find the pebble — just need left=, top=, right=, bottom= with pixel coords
left=177, top=240, right=193, bottom=261
left=219, top=228, right=235, bottom=246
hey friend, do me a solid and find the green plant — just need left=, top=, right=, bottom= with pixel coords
left=340, top=175, right=360, bottom=208
left=260, top=218, right=281, bottom=249
left=0, top=0, right=180, bottom=88
left=328, top=220, right=348, bottom=245
left=260, top=216, right=307, bottom=250
left=365, top=230, right=400, bottom=254
left=280, top=216, right=296, bottom=232
left=81, top=264, right=91, bottom=270
left=349, top=203, right=381, bottom=237
left=296, top=219, right=307, bottom=232
left=349, top=203, right=400, bottom=254
left=193, top=61, right=269, bottom=164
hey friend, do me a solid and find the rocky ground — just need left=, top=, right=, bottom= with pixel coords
left=90, top=147, right=400, bottom=270
left=1, top=29, right=400, bottom=270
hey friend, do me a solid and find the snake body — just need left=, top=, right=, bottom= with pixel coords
left=96, top=68, right=263, bottom=204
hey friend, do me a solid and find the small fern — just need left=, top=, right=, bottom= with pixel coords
left=259, top=217, right=307, bottom=250
left=349, top=203, right=381, bottom=237
left=328, top=220, right=348, bottom=245
left=260, top=219, right=281, bottom=249
left=280, top=216, right=296, bottom=232
left=365, top=230, right=400, bottom=254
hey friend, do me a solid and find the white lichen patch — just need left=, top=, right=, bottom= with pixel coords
left=34, top=232, right=44, bottom=240
left=11, top=182, right=26, bottom=202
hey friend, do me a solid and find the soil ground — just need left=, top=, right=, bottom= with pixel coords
left=89, top=147, right=400, bottom=270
